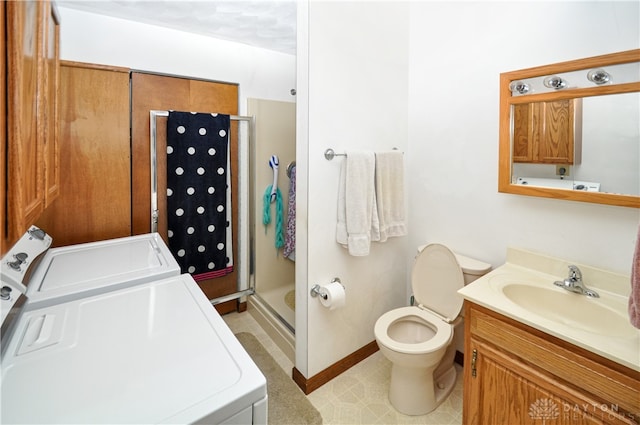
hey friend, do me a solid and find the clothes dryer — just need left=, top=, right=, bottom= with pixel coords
left=1, top=273, right=267, bottom=424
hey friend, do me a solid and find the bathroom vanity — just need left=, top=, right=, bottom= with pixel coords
left=459, top=249, right=639, bottom=425
left=463, top=303, right=638, bottom=424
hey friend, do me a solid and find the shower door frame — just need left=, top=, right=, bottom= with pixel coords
left=149, top=110, right=255, bottom=305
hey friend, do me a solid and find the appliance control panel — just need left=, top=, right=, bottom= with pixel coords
left=0, top=282, right=26, bottom=330
left=1, top=226, right=52, bottom=292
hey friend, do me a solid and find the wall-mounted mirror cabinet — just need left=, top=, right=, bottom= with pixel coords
left=499, top=49, right=640, bottom=208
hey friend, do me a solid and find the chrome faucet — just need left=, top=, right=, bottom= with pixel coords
left=554, top=265, right=599, bottom=298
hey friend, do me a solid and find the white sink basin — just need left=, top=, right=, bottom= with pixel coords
left=457, top=253, right=640, bottom=372
left=500, top=283, right=636, bottom=339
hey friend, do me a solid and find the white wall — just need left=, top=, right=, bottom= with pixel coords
left=407, top=1, right=640, bottom=279
left=300, top=1, right=410, bottom=377
left=57, top=8, right=297, bottom=112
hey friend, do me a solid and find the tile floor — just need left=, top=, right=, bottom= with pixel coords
left=223, top=310, right=463, bottom=425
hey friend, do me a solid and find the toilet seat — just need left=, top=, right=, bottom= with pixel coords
left=374, top=306, right=453, bottom=355
left=412, top=244, right=465, bottom=322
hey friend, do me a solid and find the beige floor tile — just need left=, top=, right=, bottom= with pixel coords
left=223, top=310, right=463, bottom=425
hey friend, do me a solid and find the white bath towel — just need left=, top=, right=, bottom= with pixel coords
left=336, top=150, right=378, bottom=256
left=375, top=151, right=407, bottom=242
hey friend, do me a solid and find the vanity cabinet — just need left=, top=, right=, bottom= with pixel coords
left=512, top=99, right=579, bottom=164
left=3, top=0, right=60, bottom=252
left=464, top=302, right=639, bottom=425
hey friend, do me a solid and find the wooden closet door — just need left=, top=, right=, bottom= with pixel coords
left=35, top=62, right=131, bottom=246
left=131, top=72, right=240, bottom=313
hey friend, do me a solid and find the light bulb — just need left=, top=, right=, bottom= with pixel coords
left=587, top=68, right=611, bottom=85
left=509, top=81, right=531, bottom=94
left=543, top=75, right=568, bottom=90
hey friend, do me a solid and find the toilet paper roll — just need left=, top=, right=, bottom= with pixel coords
left=319, top=281, right=346, bottom=310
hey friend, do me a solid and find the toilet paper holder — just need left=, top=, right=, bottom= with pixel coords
left=310, top=278, right=341, bottom=300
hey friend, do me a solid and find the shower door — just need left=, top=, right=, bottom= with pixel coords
left=248, top=98, right=296, bottom=330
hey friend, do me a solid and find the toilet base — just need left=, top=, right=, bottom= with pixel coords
left=388, top=363, right=457, bottom=416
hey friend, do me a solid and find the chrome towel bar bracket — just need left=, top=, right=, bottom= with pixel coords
left=324, top=148, right=346, bottom=161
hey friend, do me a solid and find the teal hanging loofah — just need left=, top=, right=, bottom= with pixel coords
left=263, top=185, right=284, bottom=250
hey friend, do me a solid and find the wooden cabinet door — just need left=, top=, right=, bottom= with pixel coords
left=538, top=100, right=574, bottom=163
left=3, top=0, right=60, bottom=253
left=43, top=2, right=60, bottom=206
left=512, top=100, right=576, bottom=164
left=1, top=1, right=6, bottom=249
left=512, top=103, right=535, bottom=162
left=5, top=0, right=45, bottom=242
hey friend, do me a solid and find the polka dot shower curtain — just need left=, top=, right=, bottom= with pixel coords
left=166, top=111, right=233, bottom=281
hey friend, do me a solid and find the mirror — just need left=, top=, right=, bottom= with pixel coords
left=499, top=49, right=640, bottom=208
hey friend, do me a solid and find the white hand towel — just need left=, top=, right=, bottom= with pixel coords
left=336, top=150, right=377, bottom=256
left=375, top=151, right=407, bottom=242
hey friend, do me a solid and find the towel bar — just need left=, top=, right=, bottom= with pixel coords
left=324, top=147, right=401, bottom=161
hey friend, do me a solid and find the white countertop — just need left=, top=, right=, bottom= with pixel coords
left=458, top=248, right=639, bottom=372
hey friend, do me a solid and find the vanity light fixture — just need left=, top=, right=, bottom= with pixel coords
left=543, top=75, right=568, bottom=90
left=586, top=68, right=611, bottom=85
left=509, top=80, right=531, bottom=94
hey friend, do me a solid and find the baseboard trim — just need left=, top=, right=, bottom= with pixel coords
left=292, top=340, right=379, bottom=394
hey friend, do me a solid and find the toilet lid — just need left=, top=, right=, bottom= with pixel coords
left=412, top=244, right=464, bottom=322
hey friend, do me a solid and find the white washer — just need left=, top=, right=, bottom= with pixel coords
left=23, top=231, right=181, bottom=310
left=1, top=274, right=267, bottom=424
left=1, top=228, right=268, bottom=424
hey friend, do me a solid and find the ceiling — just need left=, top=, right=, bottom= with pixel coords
left=57, top=1, right=297, bottom=55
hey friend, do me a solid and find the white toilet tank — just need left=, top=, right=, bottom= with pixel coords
left=456, top=254, right=492, bottom=285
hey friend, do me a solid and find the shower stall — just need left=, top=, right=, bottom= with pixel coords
left=247, top=98, right=297, bottom=361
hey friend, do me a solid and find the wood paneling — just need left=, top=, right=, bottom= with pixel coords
left=35, top=62, right=131, bottom=246
left=131, top=72, right=240, bottom=310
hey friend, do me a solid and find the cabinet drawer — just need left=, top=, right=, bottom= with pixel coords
left=470, top=307, right=639, bottom=418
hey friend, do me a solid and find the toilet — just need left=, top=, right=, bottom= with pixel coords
left=374, top=243, right=491, bottom=415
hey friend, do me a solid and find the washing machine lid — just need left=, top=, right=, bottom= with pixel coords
left=412, top=244, right=465, bottom=322
left=1, top=274, right=267, bottom=424
left=24, top=233, right=180, bottom=309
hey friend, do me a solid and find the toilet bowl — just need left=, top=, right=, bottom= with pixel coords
left=374, top=243, right=491, bottom=415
